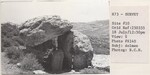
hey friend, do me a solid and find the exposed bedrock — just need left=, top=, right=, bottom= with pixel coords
left=19, top=15, right=93, bottom=73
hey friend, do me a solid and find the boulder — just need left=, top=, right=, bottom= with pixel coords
left=19, top=15, right=73, bottom=47
left=72, top=30, right=93, bottom=70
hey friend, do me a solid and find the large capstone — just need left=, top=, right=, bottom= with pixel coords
left=19, top=15, right=73, bottom=47
left=19, top=15, right=93, bottom=73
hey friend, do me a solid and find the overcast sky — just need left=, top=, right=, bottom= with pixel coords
left=0, top=0, right=109, bottom=23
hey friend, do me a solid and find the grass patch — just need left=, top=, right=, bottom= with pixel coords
left=20, top=53, right=44, bottom=71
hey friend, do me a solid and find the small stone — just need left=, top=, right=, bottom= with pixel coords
left=33, top=70, right=46, bottom=74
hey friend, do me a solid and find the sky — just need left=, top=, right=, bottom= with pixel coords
left=0, top=0, right=109, bottom=24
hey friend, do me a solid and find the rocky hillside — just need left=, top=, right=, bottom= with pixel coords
left=72, top=20, right=109, bottom=55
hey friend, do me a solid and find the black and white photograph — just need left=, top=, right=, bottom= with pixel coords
left=1, top=0, right=110, bottom=74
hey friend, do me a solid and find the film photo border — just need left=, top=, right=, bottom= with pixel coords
left=0, top=0, right=33, bottom=2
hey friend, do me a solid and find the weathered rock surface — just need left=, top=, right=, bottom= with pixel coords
left=73, top=30, right=93, bottom=52
left=19, top=15, right=73, bottom=47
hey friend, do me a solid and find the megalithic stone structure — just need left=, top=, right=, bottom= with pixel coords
left=19, top=15, right=93, bottom=73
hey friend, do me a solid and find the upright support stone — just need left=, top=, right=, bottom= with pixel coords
left=51, top=50, right=64, bottom=73
left=72, top=30, right=94, bottom=71
left=58, top=31, right=74, bottom=71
